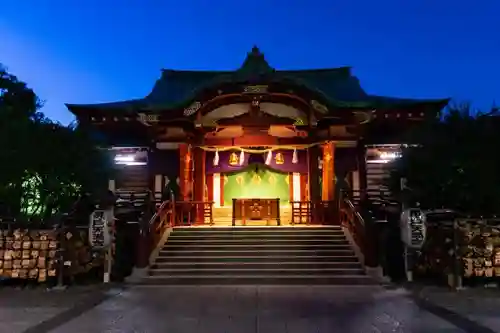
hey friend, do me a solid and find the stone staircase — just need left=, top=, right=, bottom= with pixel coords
left=143, top=226, right=376, bottom=285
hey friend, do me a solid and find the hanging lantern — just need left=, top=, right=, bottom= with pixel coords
left=265, top=151, right=272, bottom=165
left=275, top=152, right=285, bottom=165
left=229, top=152, right=239, bottom=166
left=239, top=150, right=245, bottom=166
left=292, top=148, right=298, bottom=164
left=318, top=156, right=323, bottom=169
left=213, top=150, right=219, bottom=166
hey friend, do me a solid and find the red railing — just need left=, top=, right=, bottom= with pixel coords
left=339, top=195, right=377, bottom=267
left=171, top=201, right=214, bottom=226
left=136, top=198, right=215, bottom=268
left=290, top=200, right=338, bottom=225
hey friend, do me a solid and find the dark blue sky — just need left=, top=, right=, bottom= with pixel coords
left=1, top=1, right=499, bottom=124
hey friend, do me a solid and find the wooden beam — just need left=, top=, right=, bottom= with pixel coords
left=199, top=135, right=314, bottom=147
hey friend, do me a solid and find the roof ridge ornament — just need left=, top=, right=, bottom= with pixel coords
left=238, top=45, right=274, bottom=77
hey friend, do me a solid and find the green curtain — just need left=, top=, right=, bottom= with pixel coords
left=223, top=168, right=289, bottom=206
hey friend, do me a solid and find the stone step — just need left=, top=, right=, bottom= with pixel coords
left=138, top=275, right=376, bottom=285
left=155, top=255, right=359, bottom=263
left=171, top=229, right=344, bottom=237
left=156, top=249, right=355, bottom=257
left=165, top=238, right=349, bottom=245
left=161, top=244, right=352, bottom=252
left=149, top=268, right=365, bottom=276
left=168, top=232, right=346, bottom=243
left=150, top=261, right=363, bottom=270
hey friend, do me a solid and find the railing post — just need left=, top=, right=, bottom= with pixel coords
left=135, top=195, right=153, bottom=269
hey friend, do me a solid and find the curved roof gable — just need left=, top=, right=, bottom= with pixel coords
left=66, top=46, right=449, bottom=115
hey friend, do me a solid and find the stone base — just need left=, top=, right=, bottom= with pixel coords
left=125, top=268, right=148, bottom=284
left=366, top=266, right=390, bottom=283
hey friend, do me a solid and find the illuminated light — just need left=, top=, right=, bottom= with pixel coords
left=367, top=151, right=401, bottom=164
left=379, top=152, right=400, bottom=160
left=213, top=173, right=221, bottom=207
left=292, top=173, right=301, bottom=202
left=114, top=154, right=135, bottom=162
left=116, top=161, right=147, bottom=166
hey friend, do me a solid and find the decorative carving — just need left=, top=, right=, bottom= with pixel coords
left=229, top=152, right=239, bottom=166
left=243, top=85, right=268, bottom=94
left=251, top=174, right=262, bottom=185
left=183, top=101, right=202, bottom=116
left=353, top=111, right=373, bottom=124
left=275, top=152, right=284, bottom=165
left=137, top=113, right=159, bottom=126
left=311, top=100, right=328, bottom=114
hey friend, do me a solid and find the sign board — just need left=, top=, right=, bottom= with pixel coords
left=400, top=208, right=427, bottom=249
left=89, top=210, right=111, bottom=249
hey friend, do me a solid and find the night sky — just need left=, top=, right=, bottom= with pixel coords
left=1, top=1, right=499, bottom=124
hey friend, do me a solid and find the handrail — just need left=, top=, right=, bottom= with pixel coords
left=340, top=193, right=378, bottom=267
left=343, top=197, right=365, bottom=227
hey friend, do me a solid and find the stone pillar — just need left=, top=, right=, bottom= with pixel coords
left=192, top=147, right=206, bottom=223
left=307, top=146, right=321, bottom=201
left=179, top=144, right=191, bottom=201
left=321, top=142, right=336, bottom=201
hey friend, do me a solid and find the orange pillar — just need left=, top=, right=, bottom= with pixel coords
left=179, top=144, right=192, bottom=201
left=192, top=147, right=206, bottom=223
left=321, top=142, right=336, bottom=201
left=220, top=173, right=225, bottom=207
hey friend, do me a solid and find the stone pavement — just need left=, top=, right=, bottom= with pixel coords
left=416, top=286, right=500, bottom=333
left=45, top=286, right=467, bottom=333
left=3, top=284, right=500, bottom=333
left=0, top=285, right=118, bottom=333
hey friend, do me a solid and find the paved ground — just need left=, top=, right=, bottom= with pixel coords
left=2, top=285, right=500, bottom=333
left=416, top=286, right=500, bottom=333
left=0, top=286, right=117, bottom=333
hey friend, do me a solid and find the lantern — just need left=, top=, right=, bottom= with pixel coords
left=275, top=152, right=284, bottom=165
left=229, top=152, right=239, bottom=166
left=292, top=149, right=298, bottom=164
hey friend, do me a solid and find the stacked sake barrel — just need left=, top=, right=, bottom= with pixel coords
left=0, top=229, right=59, bottom=282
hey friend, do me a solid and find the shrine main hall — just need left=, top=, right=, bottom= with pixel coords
left=66, top=47, right=448, bottom=226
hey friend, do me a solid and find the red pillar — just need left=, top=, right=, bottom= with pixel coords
left=179, top=144, right=192, bottom=201
left=206, top=173, right=214, bottom=202
left=321, top=142, right=336, bottom=201
left=300, top=174, right=307, bottom=201
left=192, top=147, right=206, bottom=223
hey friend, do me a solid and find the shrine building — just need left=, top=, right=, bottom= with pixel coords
left=66, top=47, right=448, bottom=226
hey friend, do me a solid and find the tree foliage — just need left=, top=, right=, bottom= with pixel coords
left=389, top=103, right=500, bottom=215
left=0, top=64, right=112, bottom=221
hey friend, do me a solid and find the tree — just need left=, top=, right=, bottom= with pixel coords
left=0, top=64, right=112, bottom=221
left=389, top=103, right=500, bottom=216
